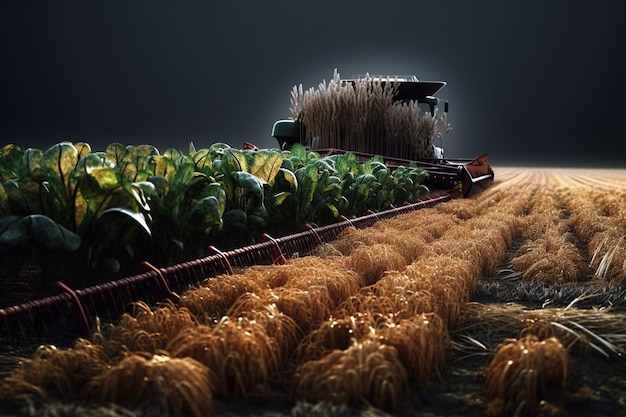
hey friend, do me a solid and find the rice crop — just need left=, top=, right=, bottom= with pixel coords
left=2, top=167, right=626, bottom=416
left=82, top=353, right=215, bottom=417
left=485, top=335, right=569, bottom=417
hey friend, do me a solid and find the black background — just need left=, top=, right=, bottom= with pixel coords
left=2, top=1, right=624, bottom=167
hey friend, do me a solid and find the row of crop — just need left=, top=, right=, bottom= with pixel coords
left=560, top=184, right=626, bottom=285
left=0, top=169, right=528, bottom=415
left=3, top=168, right=624, bottom=416
left=0, top=141, right=429, bottom=298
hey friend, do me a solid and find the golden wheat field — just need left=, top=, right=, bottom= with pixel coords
left=1, top=166, right=626, bottom=417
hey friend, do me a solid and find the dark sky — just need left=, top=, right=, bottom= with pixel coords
left=1, top=1, right=624, bottom=167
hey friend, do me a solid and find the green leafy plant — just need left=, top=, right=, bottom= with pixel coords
left=0, top=142, right=152, bottom=284
left=138, top=151, right=226, bottom=265
left=212, top=147, right=283, bottom=248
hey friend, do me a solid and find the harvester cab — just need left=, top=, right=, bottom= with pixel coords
left=272, top=74, right=493, bottom=196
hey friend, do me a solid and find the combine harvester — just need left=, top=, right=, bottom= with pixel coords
left=271, top=74, right=494, bottom=197
left=0, top=74, right=494, bottom=339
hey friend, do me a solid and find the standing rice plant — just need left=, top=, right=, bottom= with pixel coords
left=291, top=338, right=408, bottom=411
left=588, top=229, right=626, bottom=284
left=511, top=241, right=584, bottom=284
left=277, top=256, right=364, bottom=305
left=340, top=223, right=429, bottom=263
left=227, top=285, right=335, bottom=334
left=249, top=303, right=303, bottom=358
left=334, top=293, right=406, bottom=321
left=434, top=198, right=481, bottom=221
left=368, top=271, right=436, bottom=318
left=346, top=243, right=407, bottom=286
left=374, top=313, right=449, bottom=385
left=167, top=316, right=278, bottom=399
left=95, top=301, right=198, bottom=358
left=403, top=256, right=476, bottom=326
left=294, top=313, right=378, bottom=362
left=0, top=339, right=108, bottom=408
left=82, top=353, right=216, bottom=417
left=267, top=286, right=336, bottom=333
left=393, top=210, right=462, bottom=240
left=224, top=294, right=303, bottom=358
left=484, top=336, right=569, bottom=417
left=179, top=273, right=263, bottom=322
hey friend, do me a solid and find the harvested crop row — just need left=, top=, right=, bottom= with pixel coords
left=509, top=188, right=588, bottom=284
left=0, top=181, right=527, bottom=414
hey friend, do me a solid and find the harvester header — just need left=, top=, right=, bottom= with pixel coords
left=272, top=71, right=493, bottom=196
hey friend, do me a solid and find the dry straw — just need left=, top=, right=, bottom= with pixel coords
left=0, top=339, right=108, bottom=407
left=279, top=256, right=364, bottom=305
left=291, top=338, right=408, bottom=411
left=95, top=300, right=198, bottom=358
left=485, top=335, right=569, bottom=417
left=345, top=243, right=407, bottom=286
left=374, top=313, right=449, bottom=385
left=456, top=302, right=626, bottom=359
left=179, top=272, right=264, bottom=322
left=403, top=256, right=478, bottom=326
left=82, top=353, right=216, bottom=417
left=167, top=316, right=278, bottom=399
left=333, top=224, right=429, bottom=263
left=294, top=313, right=378, bottom=362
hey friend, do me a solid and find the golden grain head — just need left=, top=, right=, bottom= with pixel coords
left=294, top=313, right=377, bottom=362
left=82, top=353, right=215, bottom=417
left=485, top=335, right=569, bottom=417
left=291, top=338, right=408, bottom=410
left=374, top=313, right=448, bottom=384
left=346, top=243, right=407, bottom=286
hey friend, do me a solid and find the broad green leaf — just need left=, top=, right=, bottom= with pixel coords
left=0, top=215, right=29, bottom=250
left=0, top=144, right=24, bottom=181
left=189, top=195, right=223, bottom=233
left=247, top=214, right=267, bottom=230
left=0, top=183, right=9, bottom=215
left=248, top=150, right=283, bottom=185
left=232, top=171, right=263, bottom=200
left=125, top=144, right=160, bottom=173
left=75, top=153, right=110, bottom=175
left=223, top=149, right=249, bottom=173
left=74, top=142, right=92, bottom=159
left=163, top=148, right=183, bottom=162
left=275, top=168, right=297, bottom=193
left=272, top=191, right=291, bottom=206
left=101, top=207, right=151, bottom=236
left=205, top=143, right=232, bottom=163
left=147, top=175, right=170, bottom=198
left=105, top=143, right=128, bottom=166
left=40, top=142, right=79, bottom=189
left=295, top=164, right=318, bottom=219
left=0, top=214, right=81, bottom=252
left=89, top=167, right=121, bottom=189
left=149, top=155, right=177, bottom=183
left=26, top=214, right=81, bottom=251
left=3, top=178, right=51, bottom=216
left=192, top=148, right=212, bottom=172
left=22, top=148, right=43, bottom=179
